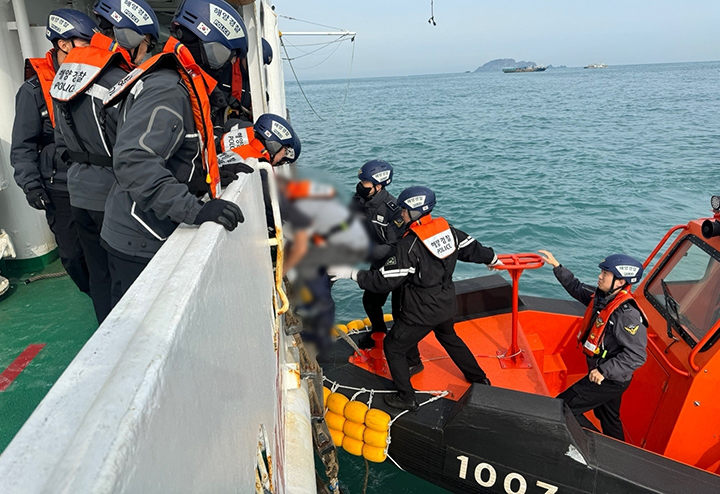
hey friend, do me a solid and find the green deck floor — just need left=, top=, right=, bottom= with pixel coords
left=0, top=260, right=97, bottom=453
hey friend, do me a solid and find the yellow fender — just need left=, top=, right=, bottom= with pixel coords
left=343, top=436, right=364, bottom=456
left=363, top=427, right=388, bottom=448
left=343, top=420, right=366, bottom=441
left=325, top=410, right=346, bottom=431
left=329, top=428, right=345, bottom=447
left=364, top=408, right=391, bottom=432
left=346, top=320, right=365, bottom=332
left=363, top=444, right=387, bottom=463
left=326, top=392, right=349, bottom=415
left=344, top=400, right=369, bottom=424
left=323, top=386, right=331, bottom=407
left=383, top=313, right=393, bottom=322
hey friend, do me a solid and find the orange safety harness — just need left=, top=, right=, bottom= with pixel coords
left=578, top=289, right=636, bottom=357
left=104, top=37, right=221, bottom=197
left=25, top=51, right=57, bottom=125
left=406, top=214, right=456, bottom=260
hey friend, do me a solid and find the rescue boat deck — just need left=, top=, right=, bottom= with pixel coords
left=0, top=259, right=96, bottom=453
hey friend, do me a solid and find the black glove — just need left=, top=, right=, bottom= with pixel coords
left=193, top=199, right=244, bottom=231
left=220, top=168, right=238, bottom=187
left=224, top=162, right=254, bottom=175
left=25, top=186, right=51, bottom=210
left=220, top=162, right=254, bottom=187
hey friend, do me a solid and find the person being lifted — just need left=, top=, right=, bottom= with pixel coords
left=352, top=160, right=405, bottom=349
left=538, top=250, right=647, bottom=441
left=11, top=9, right=96, bottom=296
left=50, top=0, right=160, bottom=322
left=330, top=186, right=500, bottom=410
left=220, top=114, right=310, bottom=276
left=101, top=0, right=250, bottom=306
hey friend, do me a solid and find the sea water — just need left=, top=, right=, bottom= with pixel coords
left=286, top=61, right=720, bottom=493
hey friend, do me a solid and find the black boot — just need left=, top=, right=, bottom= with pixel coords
left=384, top=393, right=419, bottom=411
left=477, top=377, right=492, bottom=386
left=357, top=333, right=375, bottom=349
left=409, top=362, right=425, bottom=377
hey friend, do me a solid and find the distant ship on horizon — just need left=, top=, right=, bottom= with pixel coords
left=502, top=65, right=547, bottom=73
left=585, top=63, right=608, bottom=69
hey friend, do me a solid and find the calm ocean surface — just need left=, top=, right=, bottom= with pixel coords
left=286, top=62, right=720, bottom=493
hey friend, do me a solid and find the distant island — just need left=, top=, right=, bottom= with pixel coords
left=473, top=59, right=566, bottom=72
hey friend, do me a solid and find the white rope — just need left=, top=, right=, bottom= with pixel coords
left=367, top=389, right=375, bottom=408
left=323, top=376, right=448, bottom=396
left=422, top=349, right=523, bottom=363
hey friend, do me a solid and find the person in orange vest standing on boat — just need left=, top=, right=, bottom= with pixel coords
left=538, top=250, right=647, bottom=441
left=10, top=9, right=96, bottom=296
left=49, top=0, right=160, bottom=322
left=100, top=0, right=249, bottom=307
left=329, top=186, right=500, bottom=411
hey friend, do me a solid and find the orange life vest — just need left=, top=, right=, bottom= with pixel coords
left=578, top=289, right=637, bottom=357
left=104, top=37, right=221, bottom=198
left=286, top=180, right=336, bottom=201
left=227, top=136, right=271, bottom=162
left=25, top=51, right=57, bottom=125
left=407, top=214, right=456, bottom=259
left=49, top=33, right=132, bottom=102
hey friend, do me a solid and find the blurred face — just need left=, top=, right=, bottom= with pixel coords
left=401, top=209, right=411, bottom=224
left=133, top=35, right=154, bottom=64
left=271, top=147, right=288, bottom=165
left=598, top=269, right=623, bottom=293
left=56, top=38, right=90, bottom=64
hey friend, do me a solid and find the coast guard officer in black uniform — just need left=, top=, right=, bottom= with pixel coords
left=331, top=186, right=500, bottom=410
left=10, top=9, right=96, bottom=295
left=539, top=250, right=647, bottom=441
left=351, top=160, right=405, bottom=348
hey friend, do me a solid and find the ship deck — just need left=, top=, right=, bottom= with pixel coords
left=0, top=259, right=96, bottom=453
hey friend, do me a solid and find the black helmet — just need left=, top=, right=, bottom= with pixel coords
left=46, top=9, right=97, bottom=43
left=397, top=185, right=436, bottom=221
left=358, top=160, right=393, bottom=187
left=598, top=254, right=644, bottom=284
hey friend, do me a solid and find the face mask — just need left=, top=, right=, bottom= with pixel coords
left=356, top=182, right=374, bottom=199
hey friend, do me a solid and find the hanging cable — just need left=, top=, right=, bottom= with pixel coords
left=281, top=34, right=356, bottom=122
left=428, top=0, right=437, bottom=25
left=282, top=35, right=351, bottom=61
left=278, top=13, right=345, bottom=32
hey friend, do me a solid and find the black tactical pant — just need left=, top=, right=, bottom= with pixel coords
left=384, top=318, right=488, bottom=403
left=71, top=207, right=112, bottom=323
left=107, top=250, right=150, bottom=308
left=363, top=289, right=390, bottom=334
left=557, top=374, right=631, bottom=441
left=45, top=190, right=90, bottom=294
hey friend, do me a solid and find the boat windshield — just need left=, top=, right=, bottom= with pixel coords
left=646, top=236, right=720, bottom=344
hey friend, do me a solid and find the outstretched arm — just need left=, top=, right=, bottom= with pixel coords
left=539, top=250, right=594, bottom=306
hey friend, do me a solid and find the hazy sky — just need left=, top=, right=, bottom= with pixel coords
left=272, top=0, right=720, bottom=79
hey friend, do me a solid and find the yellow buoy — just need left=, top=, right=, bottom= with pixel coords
left=362, top=444, right=387, bottom=463
left=325, top=410, right=346, bottom=431
left=364, top=408, right=391, bottom=432
left=329, top=428, right=345, bottom=447
left=335, top=324, right=348, bottom=333
left=362, top=317, right=372, bottom=328
left=363, top=427, right=389, bottom=448
left=346, top=320, right=365, bottom=332
left=342, top=436, right=364, bottom=456
left=344, top=400, right=369, bottom=424
left=323, top=386, right=331, bottom=407
left=343, top=420, right=366, bottom=441
left=326, top=392, right=349, bottom=415
left=383, top=313, right=393, bottom=322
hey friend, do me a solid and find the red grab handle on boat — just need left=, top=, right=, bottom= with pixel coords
left=492, top=253, right=544, bottom=367
left=494, top=253, right=545, bottom=271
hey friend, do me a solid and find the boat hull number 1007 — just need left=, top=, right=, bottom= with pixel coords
left=446, top=449, right=560, bottom=494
